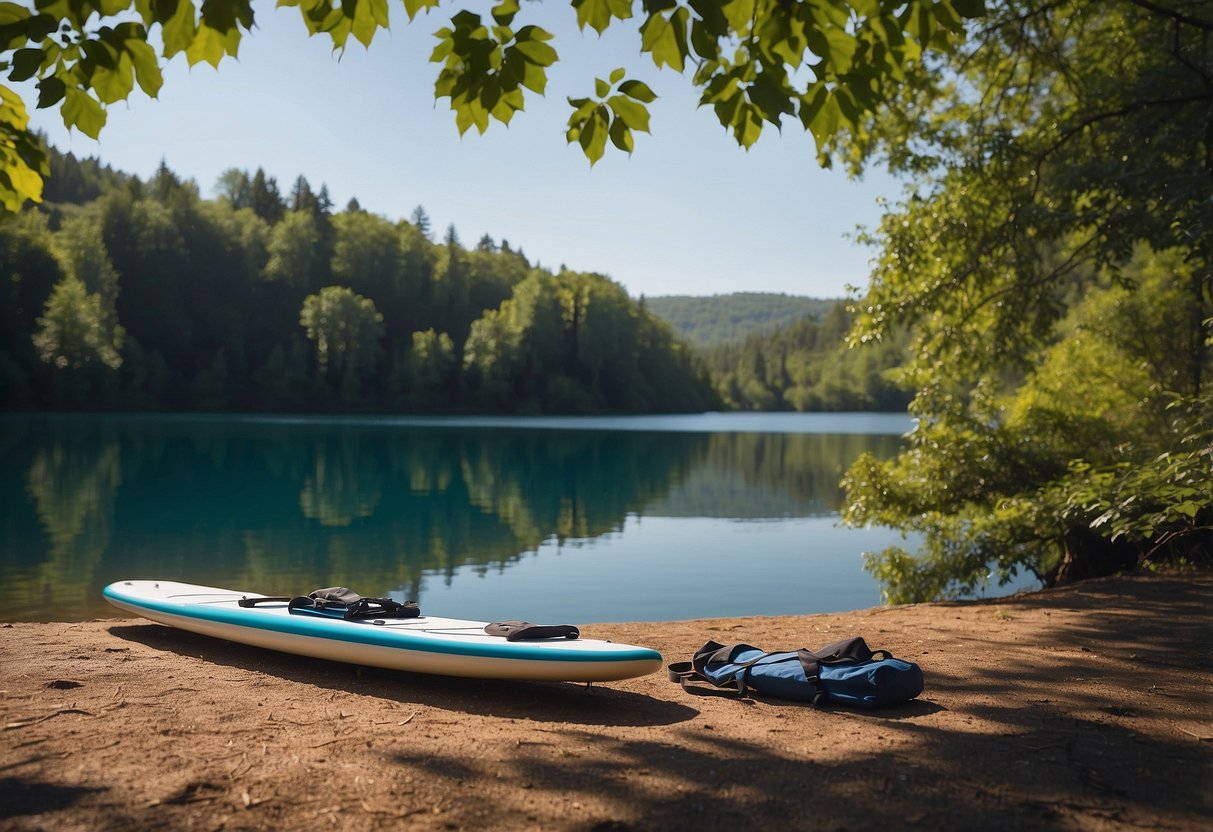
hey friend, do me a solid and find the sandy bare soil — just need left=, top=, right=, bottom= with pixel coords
left=2, top=571, right=1210, bottom=831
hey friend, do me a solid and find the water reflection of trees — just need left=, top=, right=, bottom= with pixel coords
left=647, top=433, right=905, bottom=518
left=7, top=420, right=121, bottom=620
left=0, top=417, right=905, bottom=621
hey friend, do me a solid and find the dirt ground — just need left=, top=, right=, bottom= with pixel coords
left=1, top=571, right=1210, bottom=832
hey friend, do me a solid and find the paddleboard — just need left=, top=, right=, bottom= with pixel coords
left=103, top=580, right=662, bottom=683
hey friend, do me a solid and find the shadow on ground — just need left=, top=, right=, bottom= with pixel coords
left=107, top=623, right=699, bottom=728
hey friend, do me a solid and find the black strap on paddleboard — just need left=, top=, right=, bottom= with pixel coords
left=285, top=588, right=421, bottom=620
left=238, top=596, right=293, bottom=607
left=237, top=589, right=420, bottom=620
left=484, top=621, right=580, bottom=641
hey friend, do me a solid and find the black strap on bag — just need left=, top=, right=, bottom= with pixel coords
left=484, top=620, right=580, bottom=641
left=667, top=636, right=890, bottom=700
left=667, top=640, right=772, bottom=696
left=796, top=635, right=886, bottom=681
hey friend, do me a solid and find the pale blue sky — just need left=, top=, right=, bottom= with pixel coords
left=26, top=5, right=899, bottom=299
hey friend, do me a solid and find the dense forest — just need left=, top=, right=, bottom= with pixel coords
left=0, top=149, right=721, bottom=414
left=644, top=293, right=835, bottom=348
left=700, top=303, right=913, bottom=412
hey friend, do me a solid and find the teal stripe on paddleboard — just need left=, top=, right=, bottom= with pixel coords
left=102, top=584, right=660, bottom=665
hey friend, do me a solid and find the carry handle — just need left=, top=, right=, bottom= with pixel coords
left=237, top=596, right=293, bottom=608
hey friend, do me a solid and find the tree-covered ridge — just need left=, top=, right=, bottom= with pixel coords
left=702, top=302, right=913, bottom=411
left=644, top=292, right=835, bottom=348
left=0, top=150, right=719, bottom=414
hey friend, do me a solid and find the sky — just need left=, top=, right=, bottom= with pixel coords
left=25, top=5, right=902, bottom=300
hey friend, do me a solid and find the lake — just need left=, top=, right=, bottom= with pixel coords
left=0, top=412, right=1027, bottom=624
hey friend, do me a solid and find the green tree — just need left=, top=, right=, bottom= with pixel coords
left=330, top=210, right=404, bottom=303
left=264, top=210, right=321, bottom=289
left=32, top=275, right=123, bottom=403
left=248, top=167, right=285, bottom=224
left=410, top=205, right=432, bottom=240
left=0, top=211, right=63, bottom=378
left=300, top=285, right=385, bottom=402
left=406, top=327, right=457, bottom=410
left=2, top=0, right=985, bottom=214
left=842, top=1, right=1213, bottom=599
left=214, top=168, right=251, bottom=208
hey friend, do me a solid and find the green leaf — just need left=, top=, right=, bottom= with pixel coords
left=514, top=25, right=554, bottom=42
left=721, top=0, right=757, bottom=33
left=0, top=82, right=30, bottom=128
left=689, top=18, right=719, bottom=61
left=846, top=0, right=881, bottom=15
left=186, top=22, right=241, bottom=68
left=607, top=94, right=650, bottom=132
left=351, top=0, right=390, bottom=48
left=566, top=96, right=596, bottom=125
left=403, top=0, right=441, bottom=20
left=455, top=103, right=473, bottom=135
left=823, top=27, right=858, bottom=74
left=0, top=4, right=32, bottom=27
left=24, top=12, right=56, bottom=42
left=951, top=0, right=986, bottom=17
left=640, top=7, right=688, bottom=72
left=608, top=115, right=633, bottom=153
left=61, top=87, right=107, bottom=138
left=91, top=51, right=135, bottom=104
left=609, top=66, right=625, bottom=85
left=619, top=79, right=657, bottom=103
left=513, top=38, right=557, bottom=68
left=491, top=0, right=520, bottom=26
left=595, top=77, right=610, bottom=98
left=579, top=104, right=609, bottom=165
left=734, top=102, right=762, bottom=149
left=161, top=0, right=198, bottom=59
left=126, top=38, right=163, bottom=97
left=573, top=0, right=633, bottom=36
left=35, top=75, right=65, bottom=108
left=748, top=71, right=794, bottom=126
left=799, top=83, right=841, bottom=148
left=8, top=48, right=43, bottom=83
left=519, top=60, right=547, bottom=94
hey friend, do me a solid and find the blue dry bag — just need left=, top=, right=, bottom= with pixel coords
left=667, top=636, right=923, bottom=708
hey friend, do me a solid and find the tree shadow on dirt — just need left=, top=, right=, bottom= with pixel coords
left=0, top=777, right=104, bottom=821
left=384, top=574, right=1212, bottom=831
left=80, top=574, right=1208, bottom=831
left=106, top=623, right=698, bottom=728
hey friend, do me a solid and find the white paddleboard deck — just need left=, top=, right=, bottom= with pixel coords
left=103, top=580, right=662, bottom=682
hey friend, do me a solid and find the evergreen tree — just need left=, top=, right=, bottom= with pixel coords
left=249, top=168, right=285, bottom=224
left=410, top=205, right=432, bottom=240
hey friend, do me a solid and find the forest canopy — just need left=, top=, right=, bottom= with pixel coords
left=0, top=150, right=720, bottom=414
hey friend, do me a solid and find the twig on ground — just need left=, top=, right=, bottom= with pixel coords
left=4, top=708, right=94, bottom=730
left=1171, top=723, right=1213, bottom=741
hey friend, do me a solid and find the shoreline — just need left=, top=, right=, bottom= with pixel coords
left=2, top=571, right=1210, bottom=831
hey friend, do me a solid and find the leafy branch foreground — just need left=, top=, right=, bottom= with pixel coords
left=841, top=1, right=1213, bottom=599
left=0, top=0, right=985, bottom=212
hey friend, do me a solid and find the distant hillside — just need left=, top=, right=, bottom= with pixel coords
left=645, top=292, right=837, bottom=348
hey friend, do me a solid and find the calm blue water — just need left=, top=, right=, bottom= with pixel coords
left=0, top=412, right=1028, bottom=623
